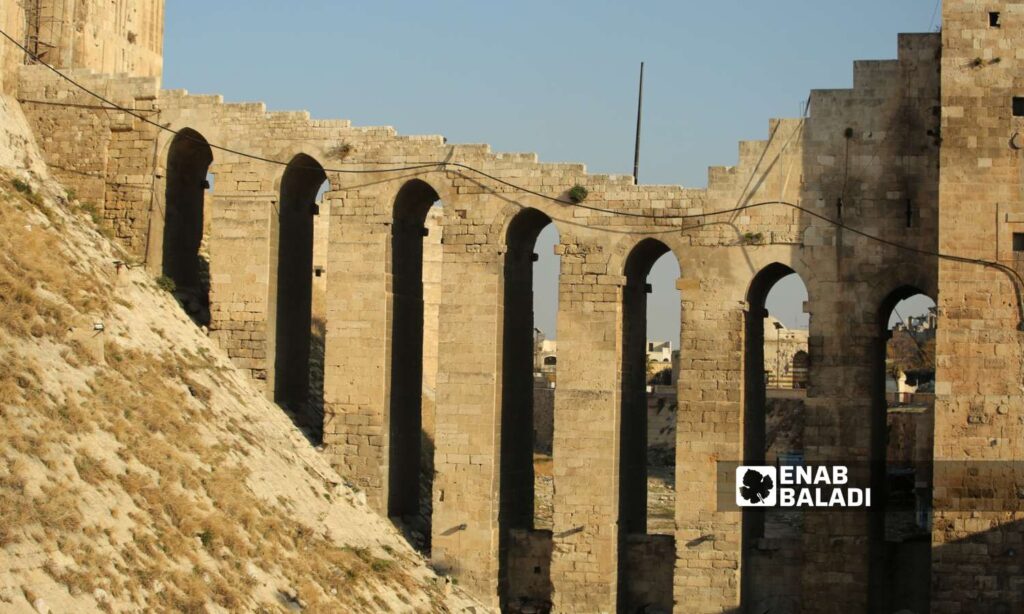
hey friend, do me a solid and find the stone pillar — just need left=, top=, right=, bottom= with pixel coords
left=207, top=190, right=273, bottom=382
left=431, top=192, right=501, bottom=605
left=549, top=237, right=621, bottom=613
left=931, top=2, right=1024, bottom=612
left=322, top=188, right=390, bottom=510
left=797, top=276, right=875, bottom=614
left=673, top=271, right=742, bottom=613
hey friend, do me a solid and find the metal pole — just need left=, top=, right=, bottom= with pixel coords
left=776, top=327, right=781, bottom=388
left=633, top=62, right=644, bottom=183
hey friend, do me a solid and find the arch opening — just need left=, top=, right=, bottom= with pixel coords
left=388, top=179, right=441, bottom=554
left=617, top=238, right=679, bottom=614
left=742, top=265, right=809, bottom=613
left=162, top=128, right=213, bottom=326
left=870, top=288, right=935, bottom=614
left=270, top=154, right=328, bottom=441
left=499, top=209, right=560, bottom=612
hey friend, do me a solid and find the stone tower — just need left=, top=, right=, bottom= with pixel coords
left=19, top=0, right=164, bottom=79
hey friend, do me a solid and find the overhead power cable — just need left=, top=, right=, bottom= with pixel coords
left=2, top=27, right=1023, bottom=328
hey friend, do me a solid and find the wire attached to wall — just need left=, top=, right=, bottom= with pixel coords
left=2, top=26, right=1023, bottom=328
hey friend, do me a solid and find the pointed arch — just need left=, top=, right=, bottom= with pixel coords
left=162, top=128, right=213, bottom=318
left=617, top=237, right=679, bottom=613
left=498, top=207, right=560, bottom=609
left=741, top=262, right=810, bottom=611
left=387, top=179, right=441, bottom=549
left=269, top=154, right=327, bottom=419
left=869, top=285, right=936, bottom=613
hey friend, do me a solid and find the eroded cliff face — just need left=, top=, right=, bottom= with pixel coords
left=0, top=92, right=483, bottom=613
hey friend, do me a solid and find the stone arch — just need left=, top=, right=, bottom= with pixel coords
left=617, top=237, right=679, bottom=613
left=742, top=263, right=800, bottom=457
left=869, top=283, right=936, bottom=613
left=740, top=261, right=811, bottom=610
left=387, top=178, right=441, bottom=548
left=268, top=154, right=327, bottom=428
left=498, top=207, right=560, bottom=610
left=161, top=128, right=213, bottom=323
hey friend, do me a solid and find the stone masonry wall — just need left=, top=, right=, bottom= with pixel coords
left=932, top=2, right=1024, bottom=613
left=27, top=0, right=163, bottom=79
left=0, top=0, right=26, bottom=94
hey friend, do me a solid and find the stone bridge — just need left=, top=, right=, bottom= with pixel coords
left=6, top=1, right=1024, bottom=612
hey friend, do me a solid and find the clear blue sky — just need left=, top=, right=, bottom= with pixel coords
left=164, top=1, right=941, bottom=341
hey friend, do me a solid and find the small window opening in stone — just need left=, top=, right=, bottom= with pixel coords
left=1013, top=233, right=1024, bottom=252
left=533, top=566, right=541, bottom=574
left=314, top=266, right=324, bottom=277
left=1013, top=98, right=1024, bottom=117
left=990, top=12, right=1001, bottom=28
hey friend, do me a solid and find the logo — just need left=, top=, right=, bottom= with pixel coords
left=736, top=466, right=777, bottom=507
left=733, top=464, right=871, bottom=509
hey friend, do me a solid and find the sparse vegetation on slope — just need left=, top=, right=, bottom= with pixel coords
left=0, top=165, right=476, bottom=612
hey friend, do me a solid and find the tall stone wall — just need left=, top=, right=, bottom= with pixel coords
left=26, top=0, right=163, bottom=78
left=0, top=0, right=27, bottom=94
left=933, top=2, right=1024, bottom=613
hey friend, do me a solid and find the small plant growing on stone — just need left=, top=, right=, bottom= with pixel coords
left=11, top=178, right=31, bottom=194
left=327, top=142, right=353, bottom=161
left=80, top=201, right=102, bottom=226
left=198, top=529, right=213, bottom=548
left=156, top=275, right=176, bottom=293
left=568, top=184, right=589, bottom=203
left=741, top=231, right=764, bottom=244
left=10, top=178, right=42, bottom=206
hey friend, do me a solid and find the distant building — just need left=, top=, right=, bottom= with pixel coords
left=763, top=317, right=810, bottom=389
left=533, top=328, right=557, bottom=373
left=646, top=340, right=673, bottom=364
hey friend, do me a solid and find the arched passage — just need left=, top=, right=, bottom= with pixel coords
left=163, top=128, right=213, bottom=325
left=742, top=263, right=809, bottom=613
left=499, top=208, right=560, bottom=611
left=270, top=154, right=327, bottom=434
left=870, top=287, right=935, bottom=614
left=618, top=238, right=678, bottom=614
left=388, top=179, right=441, bottom=551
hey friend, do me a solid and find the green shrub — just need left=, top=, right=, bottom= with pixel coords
left=11, top=178, right=31, bottom=194
left=80, top=202, right=102, bottom=225
left=327, top=142, right=353, bottom=160
left=568, top=184, right=589, bottom=203
left=11, top=178, right=42, bottom=207
left=156, top=275, right=176, bottom=293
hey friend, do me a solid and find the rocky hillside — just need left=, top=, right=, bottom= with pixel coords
left=0, top=95, right=483, bottom=613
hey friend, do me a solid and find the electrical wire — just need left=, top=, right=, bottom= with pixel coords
left=3, top=26, right=1024, bottom=327
left=928, top=0, right=942, bottom=32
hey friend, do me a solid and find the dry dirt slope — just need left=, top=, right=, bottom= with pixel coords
left=0, top=95, right=485, bottom=613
